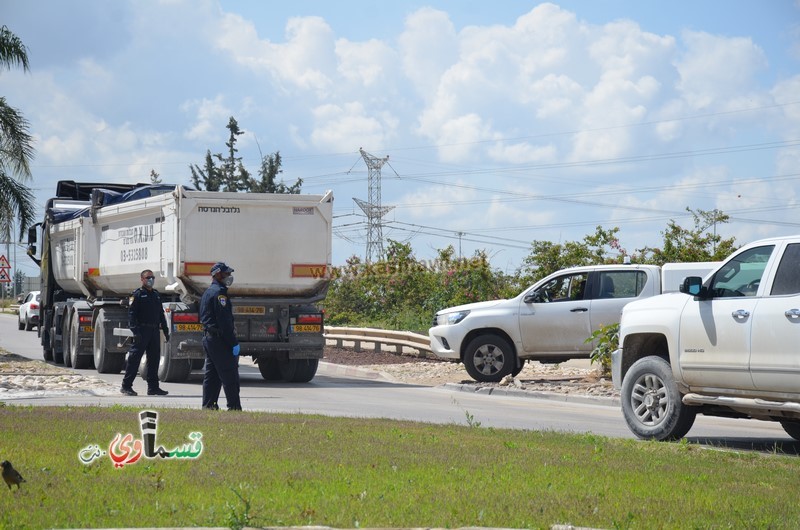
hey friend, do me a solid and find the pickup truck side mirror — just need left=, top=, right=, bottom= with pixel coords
left=680, top=276, right=707, bottom=298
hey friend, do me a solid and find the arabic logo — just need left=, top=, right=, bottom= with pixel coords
left=78, top=410, right=203, bottom=468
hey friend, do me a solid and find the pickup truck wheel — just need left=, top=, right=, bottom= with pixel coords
left=463, top=335, right=514, bottom=383
left=621, top=356, right=696, bottom=441
left=780, top=420, right=800, bottom=441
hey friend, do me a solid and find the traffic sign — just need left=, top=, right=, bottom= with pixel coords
left=0, top=254, right=9, bottom=268
left=0, top=268, right=10, bottom=283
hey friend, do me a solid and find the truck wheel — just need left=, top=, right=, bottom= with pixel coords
left=70, top=314, right=92, bottom=369
left=62, top=314, right=72, bottom=368
left=279, top=358, right=319, bottom=383
left=93, top=309, right=125, bottom=374
left=620, top=356, right=696, bottom=441
left=43, top=326, right=54, bottom=362
left=157, top=344, right=192, bottom=383
left=780, top=420, right=800, bottom=441
left=463, top=335, right=515, bottom=383
left=257, top=357, right=282, bottom=381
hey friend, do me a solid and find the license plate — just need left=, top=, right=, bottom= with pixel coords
left=176, top=323, right=203, bottom=332
left=292, top=324, right=321, bottom=333
left=234, top=306, right=266, bottom=315
left=81, top=326, right=94, bottom=333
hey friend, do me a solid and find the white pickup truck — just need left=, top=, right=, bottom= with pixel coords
left=612, top=235, right=800, bottom=441
left=429, top=262, right=717, bottom=382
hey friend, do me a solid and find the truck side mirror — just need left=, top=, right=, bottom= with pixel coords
left=27, top=225, right=37, bottom=244
left=680, top=276, right=705, bottom=297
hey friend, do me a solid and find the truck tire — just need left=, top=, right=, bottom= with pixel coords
left=70, top=313, right=92, bottom=369
left=257, top=357, right=282, bottom=381
left=463, top=335, right=514, bottom=383
left=780, top=420, right=800, bottom=441
left=157, top=343, right=192, bottom=383
left=279, top=358, right=319, bottom=383
left=620, top=356, right=696, bottom=441
left=62, top=314, right=72, bottom=368
left=43, top=325, right=54, bottom=362
left=53, top=328, right=65, bottom=365
left=93, top=309, right=125, bottom=374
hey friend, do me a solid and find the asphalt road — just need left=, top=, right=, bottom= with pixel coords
left=1, top=311, right=797, bottom=453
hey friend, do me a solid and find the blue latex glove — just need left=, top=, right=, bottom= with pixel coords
left=232, top=344, right=240, bottom=357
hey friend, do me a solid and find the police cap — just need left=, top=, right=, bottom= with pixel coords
left=210, top=262, right=234, bottom=276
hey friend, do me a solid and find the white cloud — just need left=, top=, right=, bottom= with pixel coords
left=488, top=142, right=557, bottom=164
left=399, top=8, right=458, bottom=99
left=675, top=31, right=768, bottom=109
left=335, top=38, right=395, bottom=88
left=216, top=13, right=337, bottom=96
left=310, top=102, right=397, bottom=153
left=181, top=95, right=232, bottom=143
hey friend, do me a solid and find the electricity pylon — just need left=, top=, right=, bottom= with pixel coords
left=354, top=148, right=394, bottom=262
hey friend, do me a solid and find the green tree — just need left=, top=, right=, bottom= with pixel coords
left=190, top=149, right=224, bottom=191
left=250, top=151, right=302, bottom=194
left=638, top=208, right=737, bottom=265
left=149, top=169, right=162, bottom=184
left=518, top=226, right=622, bottom=285
left=190, top=117, right=301, bottom=193
left=0, top=25, right=36, bottom=241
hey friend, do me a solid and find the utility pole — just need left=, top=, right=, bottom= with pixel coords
left=354, top=148, right=394, bottom=262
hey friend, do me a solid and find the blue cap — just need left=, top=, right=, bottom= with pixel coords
left=210, top=262, right=234, bottom=276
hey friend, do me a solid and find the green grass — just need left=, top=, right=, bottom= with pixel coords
left=0, top=406, right=798, bottom=529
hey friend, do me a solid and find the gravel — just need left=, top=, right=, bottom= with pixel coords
left=0, top=346, right=619, bottom=400
left=323, top=346, right=619, bottom=399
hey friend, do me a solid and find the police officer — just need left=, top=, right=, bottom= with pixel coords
left=200, top=262, right=241, bottom=410
left=121, top=269, right=170, bottom=396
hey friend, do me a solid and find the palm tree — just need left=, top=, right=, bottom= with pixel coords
left=0, top=25, right=36, bottom=241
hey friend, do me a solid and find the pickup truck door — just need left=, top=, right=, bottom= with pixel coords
left=678, top=244, right=776, bottom=390
left=750, top=243, right=800, bottom=393
left=519, top=271, right=591, bottom=355
left=589, top=269, right=650, bottom=340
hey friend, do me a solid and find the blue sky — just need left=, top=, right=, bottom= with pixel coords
left=3, top=0, right=800, bottom=279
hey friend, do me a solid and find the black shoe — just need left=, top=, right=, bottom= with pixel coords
left=147, top=388, right=169, bottom=396
left=120, top=386, right=138, bottom=396
left=202, top=403, right=219, bottom=410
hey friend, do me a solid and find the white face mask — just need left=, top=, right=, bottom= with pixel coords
left=223, top=275, right=234, bottom=287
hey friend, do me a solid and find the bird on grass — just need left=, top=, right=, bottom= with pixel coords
left=1, top=460, right=25, bottom=490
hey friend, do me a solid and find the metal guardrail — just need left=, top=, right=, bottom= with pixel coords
left=324, top=326, right=433, bottom=357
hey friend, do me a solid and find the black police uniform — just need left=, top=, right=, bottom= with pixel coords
left=122, top=286, right=169, bottom=392
left=200, top=277, right=241, bottom=410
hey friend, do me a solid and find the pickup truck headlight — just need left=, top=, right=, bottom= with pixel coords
left=436, top=310, right=470, bottom=326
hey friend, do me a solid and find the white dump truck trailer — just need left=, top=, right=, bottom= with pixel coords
left=28, top=181, right=333, bottom=383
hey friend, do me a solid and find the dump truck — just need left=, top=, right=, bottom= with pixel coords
left=28, top=181, right=333, bottom=383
